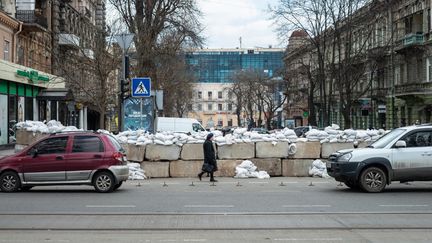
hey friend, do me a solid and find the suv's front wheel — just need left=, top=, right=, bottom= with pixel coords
left=359, top=167, right=387, bottom=193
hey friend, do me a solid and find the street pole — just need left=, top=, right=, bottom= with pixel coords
left=115, top=33, right=134, bottom=132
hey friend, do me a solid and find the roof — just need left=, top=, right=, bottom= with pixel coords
left=290, top=30, right=308, bottom=38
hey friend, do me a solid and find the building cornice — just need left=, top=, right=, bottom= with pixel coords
left=0, top=10, right=20, bottom=30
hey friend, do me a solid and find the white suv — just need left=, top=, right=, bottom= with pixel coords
left=327, top=125, right=432, bottom=192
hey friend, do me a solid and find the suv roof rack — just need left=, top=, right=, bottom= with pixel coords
left=50, top=130, right=95, bottom=136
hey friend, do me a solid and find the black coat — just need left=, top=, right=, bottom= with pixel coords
left=203, top=139, right=217, bottom=172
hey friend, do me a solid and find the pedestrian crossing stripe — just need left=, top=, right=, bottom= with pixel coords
left=134, top=81, right=149, bottom=94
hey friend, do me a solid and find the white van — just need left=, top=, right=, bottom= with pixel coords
left=156, top=117, right=206, bottom=133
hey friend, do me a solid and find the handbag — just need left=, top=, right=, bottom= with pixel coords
left=202, top=163, right=214, bottom=173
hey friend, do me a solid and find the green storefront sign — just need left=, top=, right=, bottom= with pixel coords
left=303, top=111, right=309, bottom=118
left=16, top=69, right=49, bottom=83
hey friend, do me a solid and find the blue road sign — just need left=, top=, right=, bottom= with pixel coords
left=131, top=77, right=151, bottom=97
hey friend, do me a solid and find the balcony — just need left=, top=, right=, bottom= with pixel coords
left=16, top=10, right=48, bottom=31
left=395, top=82, right=432, bottom=97
left=395, top=33, right=425, bottom=53
left=58, top=34, right=80, bottom=48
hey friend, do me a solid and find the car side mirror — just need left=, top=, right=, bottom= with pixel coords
left=395, top=140, right=407, bottom=148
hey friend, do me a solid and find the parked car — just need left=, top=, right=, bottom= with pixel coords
left=156, top=117, right=206, bottom=133
left=294, top=126, right=318, bottom=137
left=327, top=125, right=432, bottom=193
left=0, top=131, right=129, bottom=193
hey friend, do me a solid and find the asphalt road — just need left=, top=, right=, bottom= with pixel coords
left=1, top=177, right=432, bottom=242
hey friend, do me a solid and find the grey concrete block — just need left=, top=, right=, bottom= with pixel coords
left=145, top=144, right=181, bottom=161
left=251, top=158, right=282, bottom=176
left=292, top=142, right=321, bottom=159
left=217, top=143, right=255, bottom=159
left=180, top=144, right=204, bottom=160
left=170, top=160, right=202, bottom=177
left=282, top=159, right=314, bottom=177
left=321, top=143, right=355, bottom=158
left=141, top=162, right=169, bottom=178
left=14, top=144, right=27, bottom=153
left=126, top=144, right=146, bottom=162
left=214, top=160, right=243, bottom=177
left=255, top=141, right=289, bottom=158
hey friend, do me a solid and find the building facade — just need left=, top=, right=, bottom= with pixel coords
left=285, top=0, right=432, bottom=130
left=185, top=48, right=285, bottom=129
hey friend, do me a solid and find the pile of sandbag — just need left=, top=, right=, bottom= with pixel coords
left=234, top=160, right=270, bottom=179
left=308, top=159, right=329, bottom=178
left=15, top=120, right=81, bottom=133
left=306, top=124, right=388, bottom=144
left=127, top=163, right=146, bottom=180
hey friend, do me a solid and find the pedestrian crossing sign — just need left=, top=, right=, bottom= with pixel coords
left=131, top=77, right=151, bottom=97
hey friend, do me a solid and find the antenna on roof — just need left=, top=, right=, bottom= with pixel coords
left=239, top=36, right=242, bottom=49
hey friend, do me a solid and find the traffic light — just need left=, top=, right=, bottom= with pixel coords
left=121, top=78, right=130, bottom=100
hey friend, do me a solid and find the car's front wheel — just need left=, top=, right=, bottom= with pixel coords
left=359, top=167, right=387, bottom=193
left=0, top=171, right=21, bottom=192
left=93, top=171, right=115, bottom=193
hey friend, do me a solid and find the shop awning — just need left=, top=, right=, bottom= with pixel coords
left=36, top=88, right=74, bottom=101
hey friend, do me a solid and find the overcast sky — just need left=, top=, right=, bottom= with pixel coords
left=197, top=0, right=283, bottom=49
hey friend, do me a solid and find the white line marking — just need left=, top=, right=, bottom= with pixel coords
left=184, top=205, right=234, bottom=208
left=86, top=205, right=136, bottom=208
left=248, top=181, right=269, bottom=184
left=184, top=240, right=207, bottom=242
left=282, top=205, right=331, bottom=208
left=379, top=204, right=429, bottom=207
left=274, top=238, right=343, bottom=241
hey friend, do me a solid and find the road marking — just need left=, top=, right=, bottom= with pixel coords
left=184, top=205, right=234, bottom=208
left=274, top=238, right=343, bottom=241
left=85, top=205, right=136, bottom=208
left=248, top=181, right=269, bottom=184
left=379, top=204, right=429, bottom=207
left=282, top=205, right=331, bottom=208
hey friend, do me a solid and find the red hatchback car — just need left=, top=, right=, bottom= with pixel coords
left=0, top=131, right=129, bottom=193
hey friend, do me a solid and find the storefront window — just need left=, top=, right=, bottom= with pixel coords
left=39, top=100, right=47, bottom=121
left=25, top=97, right=33, bottom=120
left=51, top=101, right=57, bottom=120
left=8, top=95, right=17, bottom=143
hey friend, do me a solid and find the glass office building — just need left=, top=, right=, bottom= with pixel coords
left=185, top=48, right=285, bottom=83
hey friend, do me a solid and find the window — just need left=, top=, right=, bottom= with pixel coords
left=197, top=104, right=202, bottom=111
left=72, top=136, right=104, bottom=153
left=3, top=40, right=9, bottom=61
left=218, top=91, right=223, bottom=99
left=25, top=97, right=33, bottom=121
left=208, top=103, right=212, bottom=111
left=228, top=103, right=233, bottom=111
left=217, top=119, right=223, bottom=127
left=218, top=103, right=223, bottom=111
left=197, top=91, right=202, bottom=99
left=208, top=91, right=212, bottom=100
left=32, top=137, right=68, bottom=155
left=228, top=119, right=233, bottom=126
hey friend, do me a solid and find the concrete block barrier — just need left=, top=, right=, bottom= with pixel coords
left=180, top=144, right=204, bottom=160
left=282, top=159, right=314, bottom=177
left=170, top=160, right=202, bottom=177
left=255, top=142, right=289, bottom=158
left=321, top=143, right=354, bottom=158
left=251, top=158, right=282, bottom=176
left=145, top=144, right=181, bottom=161
left=126, top=144, right=146, bottom=162
left=214, top=160, right=243, bottom=177
left=292, top=142, right=321, bottom=159
left=217, top=143, right=255, bottom=159
left=141, top=162, right=169, bottom=178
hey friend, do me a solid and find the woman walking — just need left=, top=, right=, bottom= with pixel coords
left=198, top=133, right=218, bottom=182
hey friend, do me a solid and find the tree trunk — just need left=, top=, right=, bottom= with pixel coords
left=99, top=110, right=105, bottom=130
left=308, top=83, right=317, bottom=126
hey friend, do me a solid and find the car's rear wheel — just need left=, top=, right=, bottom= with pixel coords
left=93, top=171, right=115, bottom=193
left=113, top=181, right=123, bottom=191
left=359, top=167, right=387, bottom=193
left=0, top=171, right=21, bottom=192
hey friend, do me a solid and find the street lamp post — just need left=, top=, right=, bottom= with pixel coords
left=115, top=33, right=134, bottom=132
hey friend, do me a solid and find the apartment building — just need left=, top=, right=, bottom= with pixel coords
left=185, top=48, right=284, bottom=129
left=285, top=0, right=432, bottom=129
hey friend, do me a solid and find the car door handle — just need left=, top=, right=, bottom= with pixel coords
left=56, top=156, right=64, bottom=160
left=94, top=154, right=102, bottom=158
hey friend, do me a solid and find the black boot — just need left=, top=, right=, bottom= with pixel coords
left=210, top=173, right=217, bottom=182
left=198, top=172, right=203, bottom=181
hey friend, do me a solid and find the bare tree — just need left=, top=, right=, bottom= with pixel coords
left=108, top=0, right=204, bottom=90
